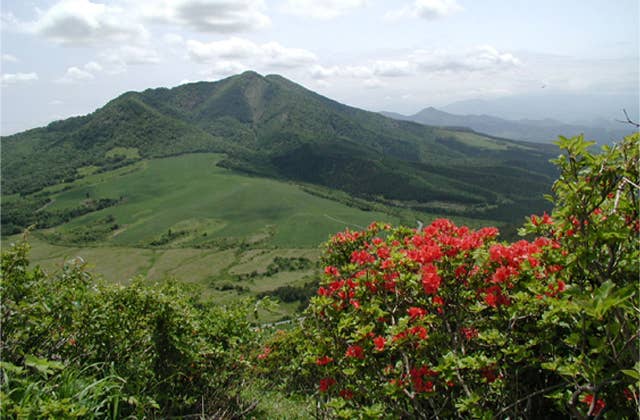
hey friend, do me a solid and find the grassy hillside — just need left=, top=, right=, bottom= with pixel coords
left=1, top=153, right=512, bottom=319
left=37, top=153, right=399, bottom=247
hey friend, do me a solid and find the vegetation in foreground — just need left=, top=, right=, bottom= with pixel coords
left=1, top=133, right=638, bottom=418
left=261, top=133, right=639, bottom=418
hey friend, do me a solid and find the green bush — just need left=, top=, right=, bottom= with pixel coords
left=1, top=241, right=258, bottom=417
left=260, top=133, right=639, bottom=418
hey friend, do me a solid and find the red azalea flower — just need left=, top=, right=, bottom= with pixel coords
left=557, top=280, right=566, bottom=292
left=339, top=389, right=354, bottom=400
left=422, top=264, right=441, bottom=295
left=316, top=355, right=333, bottom=366
left=408, top=325, right=428, bottom=340
left=460, top=327, right=478, bottom=340
left=324, top=265, right=340, bottom=277
left=377, top=247, right=390, bottom=259
left=408, top=306, right=427, bottom=319
left=345, top=344, right=365, bottom=359
left=319, top=377, right=336, bottom=392
left=351, top=250, right=375, bottom=265
left=581, top=394, right=605, bottom=416
left=373, top=336, right=386, bottom=351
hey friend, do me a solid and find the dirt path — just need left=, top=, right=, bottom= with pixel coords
left=35, top=199, right=55, bottom=212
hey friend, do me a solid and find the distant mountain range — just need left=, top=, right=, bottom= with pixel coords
left=2, top=71, right=558, bottom=225
left=381, top=107, right=636, bottom=145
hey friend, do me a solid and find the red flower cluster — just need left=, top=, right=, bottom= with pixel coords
left=339, top=389, right=354, bottom=400
left=421, top=264, right=441, bottom=295
left=407, top=306, right=427, bottom=319
left=373, top=336, right=386, bottom=351
left=316, top=355, right=333, bottom=366
left=483, top=285, right=510, bottom=307
left=410, top=366, right=438, bottom=393
left=393, top=325, right=428, bottom=342
left=345, top=344, right=365, bottom=359
left=351, top=249, right=375, bottom=265
left=581, top=394, right=605, bottom=416
left=460, top=327, right=478, bottom=340
left=319, top=377, right=336, bottom=392
left=257, top=346, right=272, bottom=360
left=530, top=212, right=553, bottom=226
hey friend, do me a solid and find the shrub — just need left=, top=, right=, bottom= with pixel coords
left=260, top=133, right=639, bottom=418
left=0, top=241, right=258, bottom=417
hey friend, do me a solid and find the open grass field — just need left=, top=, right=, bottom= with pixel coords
left=46, top=153, right=398, bottom=248
left=1, top=153, right=508, bottom=319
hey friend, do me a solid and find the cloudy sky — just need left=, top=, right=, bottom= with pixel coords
left=1, top=0, right=638, bottom=135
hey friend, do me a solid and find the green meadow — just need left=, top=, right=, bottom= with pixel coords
left=46, top=153, right=396, bottom=247
left=2, top=153, right=508, bottom=320
left=2, top=154, right=400, bottom=317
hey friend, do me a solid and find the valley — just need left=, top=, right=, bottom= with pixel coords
left=2, top=151, right=508, bottom=320
left=1, top=72, right=559, bottom=318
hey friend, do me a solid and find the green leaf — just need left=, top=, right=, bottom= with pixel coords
left=621, top=369, right=640, bottom=380
left=24, top=355, right=64, bottom=376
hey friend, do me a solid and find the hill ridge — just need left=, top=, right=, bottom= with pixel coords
left=2, top=71, right=557, bottom=226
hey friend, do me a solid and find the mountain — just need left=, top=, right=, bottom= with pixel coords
left=440, top=93, right=639, bottom=123
left=2, top=71, right=558, bottom=229
left=381, top=107, right=636, bottom=144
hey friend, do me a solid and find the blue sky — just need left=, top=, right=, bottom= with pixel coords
left=1, top=0, right=638, bottom=135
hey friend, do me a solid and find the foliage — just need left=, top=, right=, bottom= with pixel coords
left=260, top=133, right=639, bottom=418
left=1, top=196, right=120, bottom=236
left=1, top=358, right=125, bottom=419
left=0, top=240, right=258, bottom=417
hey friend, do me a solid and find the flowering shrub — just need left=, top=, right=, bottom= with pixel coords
left=261, top=133, right=639, bottom=418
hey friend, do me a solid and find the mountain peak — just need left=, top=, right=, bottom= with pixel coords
left=237, top=70, right=265, bottom=80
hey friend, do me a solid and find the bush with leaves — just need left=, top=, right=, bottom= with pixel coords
left=1, top=357, right=125, bottom=419
left=260, top=133, right=639, bottom=418
left=1, top=241, right=258, bottom=417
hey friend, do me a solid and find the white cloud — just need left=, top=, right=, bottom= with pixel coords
left=84, top=61, right=103, bottom=72
left=201, top=60, right=249, bottom=77
left=49, top=99, right=64, bottom=105
left=282, top=0, right=367, bottom=19
left=101, top=46, right=161, bottom=66
left=310, top=64, right=373, bottom=79
left=57, top=60, right=108, bottom=83
left=140, top=0, right=270, bottom=32
left=386, top=0, right=463, bottom=21
left=187, top=37, right=316, bottom=69
left=1, top=72, right=38, bottom=85
left=187, top=37, right=260, bottom=61
left=2, top=54, right=18, bottom=62
left=30, top=0, right=149, bottom=46
left=373, top=60, right=413, bottom=77
left=261, top=42, right=317, bottom=68
left=411, top=45, right=521, bottom=72
left=58, top=66, right=95, bottom=83
left=311, top=62, right=412, bottom=80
